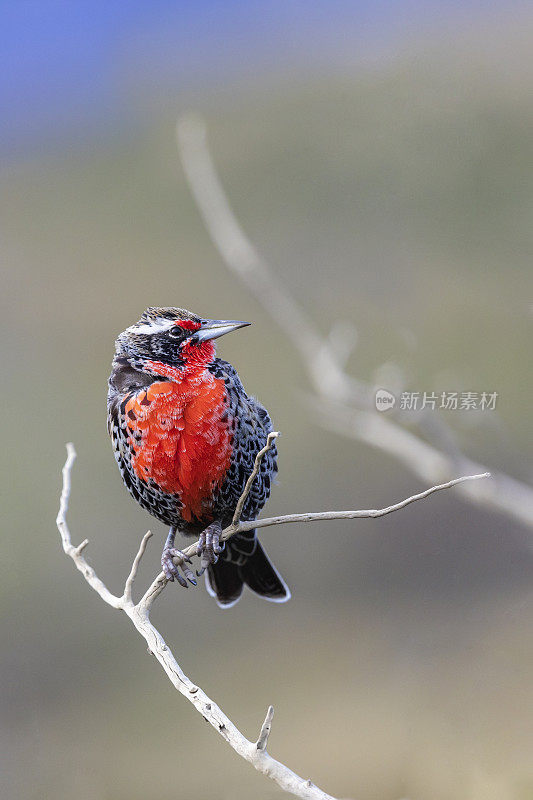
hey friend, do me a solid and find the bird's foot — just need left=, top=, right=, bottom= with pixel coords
left=161, top=547, right=197, bottom=587
left=196, top=521, right=224, bottom=577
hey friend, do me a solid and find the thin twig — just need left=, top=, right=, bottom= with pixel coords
left=123, top=531, right=153, bottom=605
left=256, top=705, right=275, bottom=751
left=234, top=471, right=490, bottom=533
left=232, top=431, right=279, bottom=526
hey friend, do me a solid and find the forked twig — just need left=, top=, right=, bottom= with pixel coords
left=56, top=442, right=488, bottom=799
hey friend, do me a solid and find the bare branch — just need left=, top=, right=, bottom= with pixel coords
left=57, top=445, right=488, bottom=799
left=55, top=115, right=513, bottom=800
left=176, top=114, right=533, bottom=530
left=57, top=445, right=339, bottom=799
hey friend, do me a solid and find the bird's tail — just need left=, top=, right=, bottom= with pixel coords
left=206, top=533, right=290, bottom=609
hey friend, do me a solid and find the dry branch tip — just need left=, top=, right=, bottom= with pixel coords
left=256, top=705, right=275, bottom=751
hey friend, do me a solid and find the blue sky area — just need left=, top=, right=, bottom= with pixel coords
left=1, top=1, right=522, bottom=155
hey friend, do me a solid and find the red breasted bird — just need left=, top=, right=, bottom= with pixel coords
left=107, top=307, right=290, bottom=607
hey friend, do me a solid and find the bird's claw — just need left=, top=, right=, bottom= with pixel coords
left=161, top=547, right=197, bottom=587
left=196, top=522, right=224, bottom=577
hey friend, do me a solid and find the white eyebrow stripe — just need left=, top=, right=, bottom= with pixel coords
left=127, top=318, right=177, bottom=335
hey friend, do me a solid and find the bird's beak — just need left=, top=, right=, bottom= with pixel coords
left=194, top=319, right=251, bottom=343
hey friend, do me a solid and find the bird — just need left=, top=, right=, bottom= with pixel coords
left=107, top=306, right=290, bottom=608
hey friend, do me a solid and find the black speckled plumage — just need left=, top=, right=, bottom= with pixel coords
left=107, top=307, right=289, bottom=607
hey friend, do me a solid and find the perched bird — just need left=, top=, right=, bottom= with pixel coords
left=107, top=307, right=290, bottom=607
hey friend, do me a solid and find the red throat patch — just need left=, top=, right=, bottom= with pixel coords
left=124, top=361, right=232, bottom=523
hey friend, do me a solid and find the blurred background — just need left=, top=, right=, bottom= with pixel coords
left=2, top=2, right=533, bottom=799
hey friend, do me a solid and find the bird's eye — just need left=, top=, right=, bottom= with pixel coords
left=168, top=326, right=182, bottom=339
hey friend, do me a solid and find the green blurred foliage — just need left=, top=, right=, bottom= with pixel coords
left=2, top=19, right=533, bottom=800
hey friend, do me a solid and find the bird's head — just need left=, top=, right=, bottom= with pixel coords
left=115, top=307, right=250, bottom=375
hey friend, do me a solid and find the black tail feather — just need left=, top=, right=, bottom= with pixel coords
left=238, top=542, right=290, bottom=602
left=206, top=559, right=243, bottom=607
left=206, top=540, right=290, bottom=608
